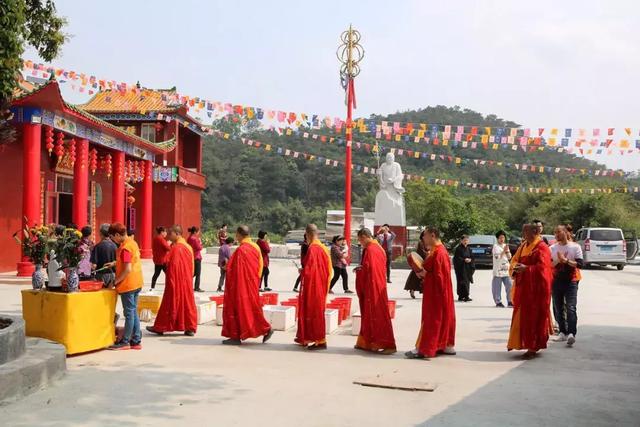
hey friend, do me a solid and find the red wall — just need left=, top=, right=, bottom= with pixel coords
left=151, top=182, right=201, bottom=231
left=0, top=141, right=26, bottom=272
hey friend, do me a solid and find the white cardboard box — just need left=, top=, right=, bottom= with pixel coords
left=197, top=301, right=217, bottom=325
left=351, top=312, right=361, bottom=336
left=216, top=304, right=224, bottom=326
left=325, top=309, right=339, bottom=334
left=263, top=305, right=296, bottom=331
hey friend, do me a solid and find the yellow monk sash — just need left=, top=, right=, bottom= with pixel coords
left=509, top=236, right=542, bottom=277
left=175, top=236, right=195, bottom=267
left=309, top=239, right=333, bottom=289
left=241, top=237, right=263, bottom=278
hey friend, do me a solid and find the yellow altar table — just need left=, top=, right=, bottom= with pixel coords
left=21, top=289, right=117, bottom=355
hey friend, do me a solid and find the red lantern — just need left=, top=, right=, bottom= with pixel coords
left=89, top=148, right=98, bottom=175
left=125, top=160, right=133, bottom=182
left=104, top=154, right=112, bottom=178
left=69, top=138, right=77, bottom=166
left=55, top=132, right=65, bottom=158
left=45, top=126, right=54, bottom=155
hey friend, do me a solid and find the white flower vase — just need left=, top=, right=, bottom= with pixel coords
left=67, top=268, right=79, bottom=293
left=32, top=264, right=46, bottom=290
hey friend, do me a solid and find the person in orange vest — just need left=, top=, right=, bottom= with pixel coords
left=108, top=223, right=144, bottom=350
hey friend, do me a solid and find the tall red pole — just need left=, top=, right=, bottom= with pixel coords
left=344, top=79, right=354, bottom=255
left=112, top=151, right=126, bottom=224
left=17, top=123, right=42, bottom=276
left=72, top=138, right=89, bottom=227
left=139, top=160, right=153, bottom=258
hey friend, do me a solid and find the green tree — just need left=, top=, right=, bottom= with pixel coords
left=0, top=0, right=67, bottom=141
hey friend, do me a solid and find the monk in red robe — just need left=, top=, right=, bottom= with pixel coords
left=221, top=225, right=273, bottom=345
left=295, top=224, right=332, bottom=350
left=354, top=228, right=396, bottom=354
left=508, top=224, right=553, bottom=358
left=146, top=225, right=198, bottom=336
left=406, top=227, right=456, bottom=359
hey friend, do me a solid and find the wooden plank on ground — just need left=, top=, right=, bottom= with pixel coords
left=353, top=376, right=437, bottom=392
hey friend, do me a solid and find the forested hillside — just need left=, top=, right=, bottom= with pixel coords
left=200, top=106, right=640, bottom=243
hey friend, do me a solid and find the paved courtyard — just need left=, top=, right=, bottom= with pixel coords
left=0, top=254, right=639, bottom=427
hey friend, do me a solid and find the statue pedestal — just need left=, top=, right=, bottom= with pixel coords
left=374, top=190, right=406, bottom=226
left=373, top=225, right=407, bottom=260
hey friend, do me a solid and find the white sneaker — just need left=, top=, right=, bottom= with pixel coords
left=567, top=334, right=576, bottom=347
left=553, top=332, right=567, bottom=342
left=442, top=346, right=456, bottom=355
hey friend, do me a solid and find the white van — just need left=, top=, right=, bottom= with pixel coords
left=575, top=227, right=627, bottom=270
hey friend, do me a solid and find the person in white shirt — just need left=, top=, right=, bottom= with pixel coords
left=550, top=225, right=584, bottom=347
left=491, top=231, right=512, bottom=307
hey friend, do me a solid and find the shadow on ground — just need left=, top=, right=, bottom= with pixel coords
left=419, top=325, right=640, bottom=427
left=1, top=363, right=242, bottom=427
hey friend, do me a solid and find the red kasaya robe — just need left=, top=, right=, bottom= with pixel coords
left=355, top=240, right=396, bottom=351
left=295, top=239, right=332, bottom=346
left=508, top=238, right=553, bottom=352
left=416, top=243, right=456, bottom=357
left=222, top=238, right=271, bottom=340
left=153, top=237, right=198, bottom=333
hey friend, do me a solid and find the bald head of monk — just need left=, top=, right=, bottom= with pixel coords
left=168, top=224, right=183, bottom=243
left=305, top=223, right=319, bottom=242
left=236, top=225, right=250, bottom=242
left=523, top=224, right=539, bottom=243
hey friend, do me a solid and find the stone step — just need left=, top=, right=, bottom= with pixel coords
left=0, top=338, right=66, bottom=404
left=0, top=316, right=26, bottom=364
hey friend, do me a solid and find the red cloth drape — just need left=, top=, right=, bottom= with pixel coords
left=295, top=241, right=331, bottom=345
left=153, top=241, right=197, bottom=333
left=222, top=240, right=271, bottom=340
left=355, top=241, right=396, bottom=351
left=417, top=244, right=456, bottom=357
left=508, top=241, right=553, bottom=352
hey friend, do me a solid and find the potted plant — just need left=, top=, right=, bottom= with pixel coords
left=55, top=228, right=84, bottom=292
left=16, top=225, right=54, bottom=290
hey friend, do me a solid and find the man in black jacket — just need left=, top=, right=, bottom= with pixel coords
left=453, top=235, right=475, bottom=302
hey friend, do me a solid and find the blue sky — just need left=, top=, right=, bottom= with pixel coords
left=25, top=0, right=640, bottom=171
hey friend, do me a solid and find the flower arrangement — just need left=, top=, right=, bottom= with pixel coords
left=15, top=225, right=54, bottom=266
left=54, top=228, right=84, bottom=269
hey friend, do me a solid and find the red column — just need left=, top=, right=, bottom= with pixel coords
left=17, top=123, right=42, bottom=276
left=139, top=160, right=153, bottom=258
left=112, top=151, right=125, bottom=224
left=72, top=138, right=89, bottom=227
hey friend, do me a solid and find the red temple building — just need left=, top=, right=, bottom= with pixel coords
left=0, top=77, right=206, bottom=274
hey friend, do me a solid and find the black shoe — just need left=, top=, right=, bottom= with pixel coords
left=496, top=302, right=505, bottom=308
left=387, top=280, right=392, bottom=284
left=263, top=287, right=272, bottom=292
left=308, top=343, right=327, bottom=351
left=222, top=339, right=241, bottom=345
left=464, top=297, right=473, bottom=302
left=328, top=290, right=334, bottom=294
left=410, top=290, right=416, bottom=299
left=263, top=329, right=274, bottom=343
left=146, top=326, right=163, bottom=335
left=216, top=288, right=223, bottom=292
left=404, top=350, right=426, bottom=359
left=508, top=302, right=514, bottom=308
left=195, top=288, right=205, bottom=293
left=344, top=290, right=354, bottom=294
left=184, top=331, right=195, bottom=337
left=458, top=297, right=464, bottom=302
left=293, top=288, right=299, bottom=293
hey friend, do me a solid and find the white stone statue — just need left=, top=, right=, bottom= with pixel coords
left=374, top=153, right=406, bottom=226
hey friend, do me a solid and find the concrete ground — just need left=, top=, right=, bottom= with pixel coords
left=0, top=254, right=639, bottom=427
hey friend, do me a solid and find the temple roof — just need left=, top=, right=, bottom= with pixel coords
left=12, top=78, right=176, bottom=155
left=80, top=86, right=201, bottom=126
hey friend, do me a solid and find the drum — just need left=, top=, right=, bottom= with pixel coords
left=407, top=251, right=424, bottom=274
